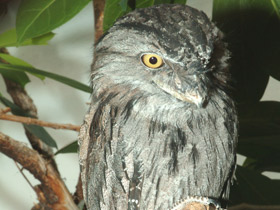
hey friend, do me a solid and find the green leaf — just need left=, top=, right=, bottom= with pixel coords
left=243, top=157, right=280, bottom=173
left=16, top=0, right=91, bottom=44
left=175, top=0, right=187, bottom=3
left=24, top=124, right=57, bottom=148
left=238, top=101, right=280, bottom=158
left=238, top=135, right=280, bottom=173
left=0, top=96, right=57, bottom=148
left=238, top=101, right=280, bottom=138
left=212, top=0, right=280, bottom=103
left=0, top=53, right=45, bottom=80
left=0, top=53, right=32, bottom=67
left=0, top=64, right=91, bottom=93
left=0, top=69, right=30, bottom=87
left=119, top=0, right=128, bottom=11
left=0, top=28, right=55, bottom=48
left=31, top=32, right=56, bottom=46
left=230, top=165, right=280, bottom=206
left=238, top=134, right=280, bottom=172
left=55, top=141, right=78, bottom=155
left=135, top=0, right=154, bottom=8
left=238, top=135, right=280, bottom=159
left=271, top=0, right=280, bottom=18
left=243, top=157, right=258, bottom=169
left=237, top=101, right=280, bottom=172
left=103, top=0, right=132, bottom=32
left=0, top=52, right=35, bottom=87
left=0, top=95, right=28, bottom=117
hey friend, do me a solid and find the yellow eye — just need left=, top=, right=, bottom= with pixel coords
left=141, top=54, right=163, bottom=69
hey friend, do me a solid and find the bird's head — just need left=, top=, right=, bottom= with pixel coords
left=92, top=4, right=230, bottom=109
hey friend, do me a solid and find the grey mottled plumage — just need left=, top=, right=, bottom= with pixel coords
left=79, top=4, right=238, bottom=210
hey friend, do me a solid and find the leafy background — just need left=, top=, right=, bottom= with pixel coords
left=0, top=0, right=280, bottom=209
left=0, top=0, right=93, bottom=209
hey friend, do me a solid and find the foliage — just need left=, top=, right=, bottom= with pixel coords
left=213, top=0, right=280, bottom=206
left=0, top=96, right=58, bottom=147
left=0, top=0, right=280, bottom=208
left=16, top=0, right=91, bottom=44
left=0, top=0, right=91, bottom=148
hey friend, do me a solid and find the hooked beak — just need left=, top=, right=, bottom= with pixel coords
left=152, top=78, right=207, bottom=108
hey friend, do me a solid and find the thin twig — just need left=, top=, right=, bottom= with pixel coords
left=0, top=107, right=11, bottom=114
left=14, top=161, right=35, bottom=192
left=0, top=113, right=81, bottom=131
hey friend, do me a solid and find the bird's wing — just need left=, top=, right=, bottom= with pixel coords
left=79, top=95, right=142, bottom=210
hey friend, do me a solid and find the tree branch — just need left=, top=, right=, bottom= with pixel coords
left=0, top=112, right=80, bottom=131
left=0, top=132, right=78, bottom=210
left=0, top=47, right=58, bottom=171
left=14, top=161, right=35, bottom=192
left=93, top=0, right=105, bottom=42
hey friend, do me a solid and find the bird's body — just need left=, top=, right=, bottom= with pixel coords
left=79, top=4, right=238, bottom=210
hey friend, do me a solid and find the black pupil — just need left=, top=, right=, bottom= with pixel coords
left=149, top=56, right=158, bottom=65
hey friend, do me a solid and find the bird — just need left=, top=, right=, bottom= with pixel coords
left=78, top=4, right=238, bottom=210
